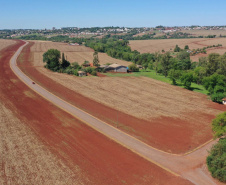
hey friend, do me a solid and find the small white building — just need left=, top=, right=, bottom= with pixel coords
left=222, top=98, right=226, bottom=105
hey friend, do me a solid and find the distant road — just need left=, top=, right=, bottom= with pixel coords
left=10, top=41, right=220, bottom=185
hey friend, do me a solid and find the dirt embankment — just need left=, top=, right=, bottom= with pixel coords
left=0, top=41, right=192, bottom=185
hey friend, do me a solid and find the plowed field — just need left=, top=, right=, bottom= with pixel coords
left=129, top=38, right=226, bottom=61
left=20, top=41, right=226, bottom=154
left=31, top=40, right=132, bottom=66
left=0, top=41, right=192, bottom=185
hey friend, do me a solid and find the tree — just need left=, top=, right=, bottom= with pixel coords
left=93, top=51, right=100, bottom=67
left=206, top=113, right=226, bottom=182
left=206, top=53, right=220, bottom=76
left=142, top=62, right=148, bottom=71
left=212, top=112, right=226, bottom=138
left=174, top=45, right=181, bottom=52
left=43, top=49, right=61, bottom=71
left=160, top=52, right=172, bottom=77
left=180, top=72, right=193, bottom=89
left=184, top=45, right=189, bottom=50
left=193, top=66, right=206, bottom=84
left=206, top=138, right=226, bottom=182
left=217, top=53, right=226, bottom=76
left=168, top=69, right=182, bottom=85
left=202, top=74, right=226, bottom=103
left=61, top=53, right=70, bottom=69
left=176, top=51, right=191, bottom=70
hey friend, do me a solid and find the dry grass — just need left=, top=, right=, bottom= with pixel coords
left=36, top=66, right=223, bottom=127
left=0, top=101, right=84, bottom=184
left=0, top=39, right=16, bottom=51
left=31, top=41, right=132, bottom=67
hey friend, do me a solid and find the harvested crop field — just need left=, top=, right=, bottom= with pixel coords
left=181, top=29, right=226, bottom=37
left=129, top=38, right=226, bottom=61
left=31, top=40, right=132, bottom=66
left=1, top=41, right=192, bottom=185
left=0, top=39, right=16, bottom=51
left=19, top=41, right=226, bottom=154
left=0, top=101, right=84, bottom=185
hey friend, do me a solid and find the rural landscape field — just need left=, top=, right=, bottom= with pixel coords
left=1, top=0, right=226, bottom=184
left=31, top=41, right=132, bottom=67
left=1, top=40, right=195, bottom=185
left=15, top=40, right=224, bottom=155
left=129, top=37, right=226, bottom=61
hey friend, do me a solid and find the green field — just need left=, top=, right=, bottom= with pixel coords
left=103, top=69, right=209, bottom=95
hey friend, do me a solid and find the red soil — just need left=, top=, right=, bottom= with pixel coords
left=19, top=42, right=226, bottom=154
left=0, top=41, right=192, bottom=184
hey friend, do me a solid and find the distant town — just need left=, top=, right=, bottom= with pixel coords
left=1, top=25, right=226, bottom=40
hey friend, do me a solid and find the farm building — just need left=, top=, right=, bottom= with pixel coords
left=104, top=63, right=128, bottom=73
left=78, top=71, right=87, bottom=77
left=222, top=98, right=226, bottom=105
left=82, top=63, right=91, bottom=67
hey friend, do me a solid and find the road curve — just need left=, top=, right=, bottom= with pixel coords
left=10, top=41, right=221, bottom=185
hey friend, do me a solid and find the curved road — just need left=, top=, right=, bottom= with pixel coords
left=10, top=42, right=221, bottom=185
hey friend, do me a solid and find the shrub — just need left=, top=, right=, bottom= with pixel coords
left=73, top=70, right=78, bottom=76
left=71, top=62, right=80, bottom=69
left=85, top=67, right=93, bottom=74
left=91, top=70, right=97, bottom=76
left=128, top=63, right=139, bottom=72
left=64, top=68, right=73, bottom=74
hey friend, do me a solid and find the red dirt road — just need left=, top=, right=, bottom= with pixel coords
left=0, top=42, right=192, bottom=184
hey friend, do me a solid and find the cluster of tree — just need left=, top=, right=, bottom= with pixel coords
left=207, top=112, right=226, bottom=182
left=109, top=32, right=157, bottom=40
left=206, top=35, right=216, bottom=38
left=168, top=32, right=194, bottom=39
left=86, top=38, right=155, bottom=68
left=43, top=49, right=99, bottom=76
left=108, top=31, right=201, bottom=41
left=17, top=34, right=47, bottom=40
left=48, top=35, right=87, bottom=44
left=190, top=44, right=222, bottom=56
left=151, top=51, right=226, bottom=102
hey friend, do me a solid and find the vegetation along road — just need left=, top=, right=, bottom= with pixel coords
left=10, top=41, right=223, bottom=185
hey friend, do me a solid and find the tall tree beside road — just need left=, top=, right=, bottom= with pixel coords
left=93, top=51, right=100, bottom=67
left=43, top=49, right=61, bottom=71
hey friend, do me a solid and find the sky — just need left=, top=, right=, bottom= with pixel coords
left=1, top=0, right=226, bottom=29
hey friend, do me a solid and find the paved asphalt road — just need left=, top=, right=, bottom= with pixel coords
left=10, top=41, right=221, bottom=185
